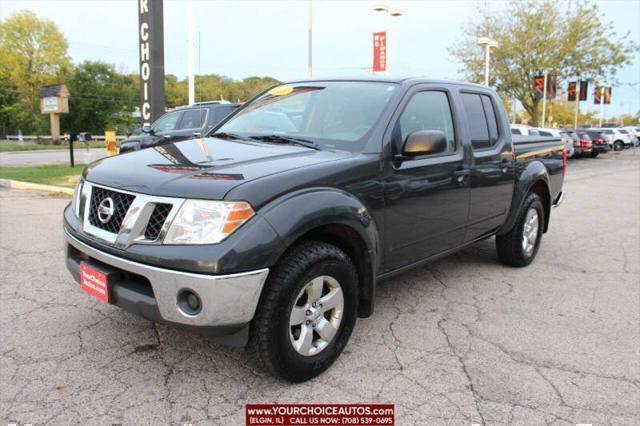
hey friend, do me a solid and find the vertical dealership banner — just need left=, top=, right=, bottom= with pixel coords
left=533, top=74, right=545, bottom=100
left=594, top=87, right=611, bottom=105
left=534, top=73, right=556, bottom=100
left=372, top=31, right=387, bottom=72
left=568, top=81, right=577, bottom=101
left=139, top=0, right=165, bottom=127
left=579, top=81, right=588, bottom=101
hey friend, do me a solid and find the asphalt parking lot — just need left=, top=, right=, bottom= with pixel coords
left=1, top=150, right=638, bottom=425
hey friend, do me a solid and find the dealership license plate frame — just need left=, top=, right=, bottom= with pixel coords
left=79, top=262, right=110, bottom=304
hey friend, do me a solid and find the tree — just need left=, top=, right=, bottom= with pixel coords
left=62, top=61, right=138, bottom=134
left=449, top=0, right=638, bottom=126
left=0, top=10, right=71, bottom=134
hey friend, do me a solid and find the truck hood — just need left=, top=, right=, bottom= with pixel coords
left=83, top=137, right=354, bottom=200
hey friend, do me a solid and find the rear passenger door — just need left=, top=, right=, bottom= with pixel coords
left=460, top=91, right=515, bottom=241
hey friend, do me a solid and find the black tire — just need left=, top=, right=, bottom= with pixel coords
left=590, top=152, right=599, bottom=158
left=249, top=240, right=358, bottom=382
left=496, top=192, right=544, bottom=267
left=614, top=141, right=624, bottom=151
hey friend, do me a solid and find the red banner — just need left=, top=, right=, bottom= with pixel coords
left=246, top=404, right=394, bottom=425
left=373, top=31, right=387, bottom=72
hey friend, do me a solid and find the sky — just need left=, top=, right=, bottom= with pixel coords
left=1, top=0, right=639, bottom=118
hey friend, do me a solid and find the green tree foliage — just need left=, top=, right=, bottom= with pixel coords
left=0, top=10, right=71, bottom=134
left=449, top=0, right=638, bottom=126
left=61, top=61, right=138, bottom=134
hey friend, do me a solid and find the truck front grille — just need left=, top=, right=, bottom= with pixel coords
left=144, top=203, right=173, bottom=240
left=88, top=186, right=136, bottom=234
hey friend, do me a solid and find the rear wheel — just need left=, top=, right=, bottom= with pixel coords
left=614, top=141, right=624, bottom=151
left=250, top=241, right=358, bottom=382
left=496, top=192, right=544, bottom=267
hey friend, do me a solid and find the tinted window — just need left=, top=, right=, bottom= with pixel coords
left=511, top=128, right=522, bottom=135
left=528, top=128, right=540, bottom=136
left=152, top=111, right=182, bottom=133
left=178, top=109, right=207, bottom=130
left=539, top=130, right=552, bottom=136
left=461, top=93, right=489, bottom=149
left=397, top=91, right=456, bottom=154
left=480, top=95, right=499, bottom=144
left=619, top=129, right=628, bottom=134
left=210, top=105, right=237, bottom=125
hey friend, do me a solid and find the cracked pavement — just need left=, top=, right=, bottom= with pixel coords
left=1, top=150, right=639, bottom=425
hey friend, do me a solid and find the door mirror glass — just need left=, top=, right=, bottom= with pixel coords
left=401, top=130, right=447, bottom=158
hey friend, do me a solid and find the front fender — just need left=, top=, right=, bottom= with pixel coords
left=259, top=187, right=380, bottom=316
left=498, top=161, right=551, bottom=235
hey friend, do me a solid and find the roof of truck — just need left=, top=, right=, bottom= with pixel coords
left=283, top=76, right=491, bottom=90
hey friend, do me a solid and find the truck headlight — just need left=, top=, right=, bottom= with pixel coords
left=164, top=200, right=254, bottom=244
left=71, top=179, right=83, bottom=217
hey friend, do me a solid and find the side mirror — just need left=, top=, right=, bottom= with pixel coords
left=397, top=130, right=447, bottom=160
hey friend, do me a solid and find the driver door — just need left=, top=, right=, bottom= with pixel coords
left=383, top=87, right=470, bottom=272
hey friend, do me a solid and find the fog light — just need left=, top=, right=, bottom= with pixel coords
left=177, top=289, right=202, bottom=316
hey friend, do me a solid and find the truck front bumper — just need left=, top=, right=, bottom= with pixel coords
left=64, top=228, right=269, bottom=345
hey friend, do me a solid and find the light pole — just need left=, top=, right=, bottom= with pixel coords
left=372, top=3, right=403, bottom=73
left=307, top=0, right=312, bottom=78
left=598, top=81, right=606, bottom=127
left=477, top=37, right=498, bottom=86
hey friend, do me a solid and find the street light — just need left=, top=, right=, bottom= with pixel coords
left=477, top=37, right=498, bottom=86
left=372, top=3, right=403, bottom=73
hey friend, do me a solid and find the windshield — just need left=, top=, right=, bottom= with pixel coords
left=215, top=81, right=398, bottom=151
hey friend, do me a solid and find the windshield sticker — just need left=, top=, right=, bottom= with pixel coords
left=268, top=86, right=294, bottom=96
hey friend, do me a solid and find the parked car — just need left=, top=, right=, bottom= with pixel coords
left=594, top=128, right=632, bottom=151
left=572, top=130, right=594, bottom=158
left=537, top=128, right=574, bottom=158
left=63, top=78, right=565, bottom=382
left=511, top=124, right=540, bottom=136
left=559, top=130, right=578, bottom=158
left=119, top=101, right=240, bottom=153
left=580, top=129, right=610, bottom=157
left=621, top=126, right=640, bottom=147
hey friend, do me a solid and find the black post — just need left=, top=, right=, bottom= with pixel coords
left=68, top=132, right=77, bottom=167
left=138, top=0, right=166, bottom=128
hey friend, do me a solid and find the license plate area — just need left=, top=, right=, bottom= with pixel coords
left=80, top=261, right=113, bottom=303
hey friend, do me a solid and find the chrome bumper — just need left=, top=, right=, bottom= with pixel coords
left=64, top=229, right=269, bottom=327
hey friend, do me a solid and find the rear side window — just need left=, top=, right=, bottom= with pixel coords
left=461, top=93, right=499, bottom=149
left=539, top=130, right=552, bottom=136
left=397, top=91, right=456, bottom=154
left=178, top=109, right=207, bottom=130
left=511, top=128, right=522, bottom=135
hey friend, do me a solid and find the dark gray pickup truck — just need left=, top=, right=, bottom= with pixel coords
left=63, top=78, right=565, bottom=381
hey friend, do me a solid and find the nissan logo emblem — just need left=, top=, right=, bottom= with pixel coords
left=97, top=197, right=115, bottom=224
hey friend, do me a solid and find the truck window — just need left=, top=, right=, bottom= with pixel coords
left=480, top=95, right=499, bottom=145
left=178, top=109, right=207, bottom=130
left=152, top=111, right=182, bottom=133
left=397, top=91, right=456, bottom=154
left=511, top=128, right=522, bottom=135
left=461, top=93, right=494, bottom=150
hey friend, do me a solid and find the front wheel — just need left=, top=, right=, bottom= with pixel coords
left=250, top=241, right=358, bottom=382
left=496, top=192, right=544, bottom=267
left=614, top=141, right=624, bottom=151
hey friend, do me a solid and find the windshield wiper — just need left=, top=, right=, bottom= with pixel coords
left=210, top=132, right=246, bottom=140
left=248, top=134, right=322, bottom=151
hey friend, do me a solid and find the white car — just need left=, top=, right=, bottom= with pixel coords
left=594, top=128, right=632, bottom=151
left=537, top=128, right=575, bottom=158
left=510, top=124, right=540, bottom=136
left=621, top=127, right=640, bottom=147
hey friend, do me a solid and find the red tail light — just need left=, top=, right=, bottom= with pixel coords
left=579, top=139, right=592, bottom=149
left=562, top=147, right=567, bottom=176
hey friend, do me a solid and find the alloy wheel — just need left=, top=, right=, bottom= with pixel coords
left=522, top=208, right=539, bottom=257
left=289, top=275, right=344, bottom=357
